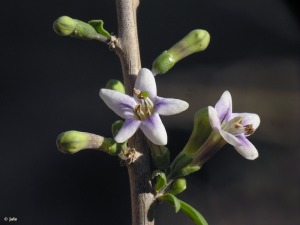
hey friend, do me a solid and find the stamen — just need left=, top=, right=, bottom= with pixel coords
left=244, top=124, right=255, bottom=135
left=222, top=116, right=244, bottom=135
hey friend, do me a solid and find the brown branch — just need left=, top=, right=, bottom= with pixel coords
left=114, top=0, right=156, bottom=225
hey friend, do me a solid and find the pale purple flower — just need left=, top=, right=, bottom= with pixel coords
left=208, top=90, right=260, bottom=159
left=99, top=68, right=189, bottom=145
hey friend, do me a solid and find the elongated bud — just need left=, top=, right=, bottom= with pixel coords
left=167, top=178, right=187, bottom=195
left=53, top=16, right=108, bottom=41
left=152, top=29, right=210, bottom=74
left=56, top=130, right=119, bottom=155
left=106, top=79, right=125, bottom=93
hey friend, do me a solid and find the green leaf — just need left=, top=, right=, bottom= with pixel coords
left=152, top=170, right=167, bottom=192
left=159, top=193, right=181, bottom=213
left=88, top=20, right=111, bottom=38
left=178, top=199, right=208, bottom=225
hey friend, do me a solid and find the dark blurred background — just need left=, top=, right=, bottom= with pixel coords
left=0, top=0, right=299, bottom=224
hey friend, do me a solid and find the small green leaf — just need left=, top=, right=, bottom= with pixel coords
left=178, top=199, right=208, bottom=225
left=159, top=193, right=181, bottom=213
left=152, top=170, right=167, bottom=192
left=88, top=20, right=111, bottom=38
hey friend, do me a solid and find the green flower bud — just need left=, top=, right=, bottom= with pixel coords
left=53, top=16, right=78, bottom=36
left=56, top=130, right=104, bottom=154
left=167, top=178, right=187, bottom=195
left=105, top=79, right=125, bottom=93
left=152, top=29, right=210, bottom=74
left=53, top=16, right=108, bottom=41
left=56, top=130, right=120, bottom=155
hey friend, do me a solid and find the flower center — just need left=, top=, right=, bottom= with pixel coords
left=222, top=116, right=255, bottom=136
left=133, top=88, right=154, bottom=120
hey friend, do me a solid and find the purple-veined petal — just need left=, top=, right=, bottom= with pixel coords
left=215, top=90, right=232, bottom=123
left=233, top=135, right=259, bottom=160
left=134, top=68, right=157, bottom=100
left=219, top=129, right=242, bottom=146
left=208, top=106, right=221, bottom=130
left=114, top=118, right=141, bottom=143
left=100, top=89, right=136, bottom=119
left=154, top=96, right=189, bottom=116
left=140, top=113, right=167, bottom=145
left=232, top=113, right=260, bottom=130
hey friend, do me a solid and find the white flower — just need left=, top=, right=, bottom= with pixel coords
left=208, top=91, right=260, bottom=159
left=99, top=68, right=189, bottom=145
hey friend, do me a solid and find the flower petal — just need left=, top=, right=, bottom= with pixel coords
left=100, top=89, right=136, bottom=119
left=140, top=113, right=167, bottom=145
left=114, top=118, right=141, bottom=143
left=215, top=90, right=232, bottom=123
left=154, top=96, right=189, bottom=115
left=219, top=129, right=242, bottom=146
left=232, top=113, right=260, bottom=130
left=134, top=68, right=157, bottom=100
left=208, top=106, right=221, bottom=130
left=233, top=135, right=259, bottom=160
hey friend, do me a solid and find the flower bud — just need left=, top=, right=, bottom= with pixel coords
left=105, top=79, right=125, bottom=93
left=56, top=130, right=120, bottom=155
left=53, top=16, right=105, bottom=40
left=56, top=130, right=104, bottom=154
left=167, top=178, right=187, bottom=195
left=152, top=29, right=210, bottom=74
